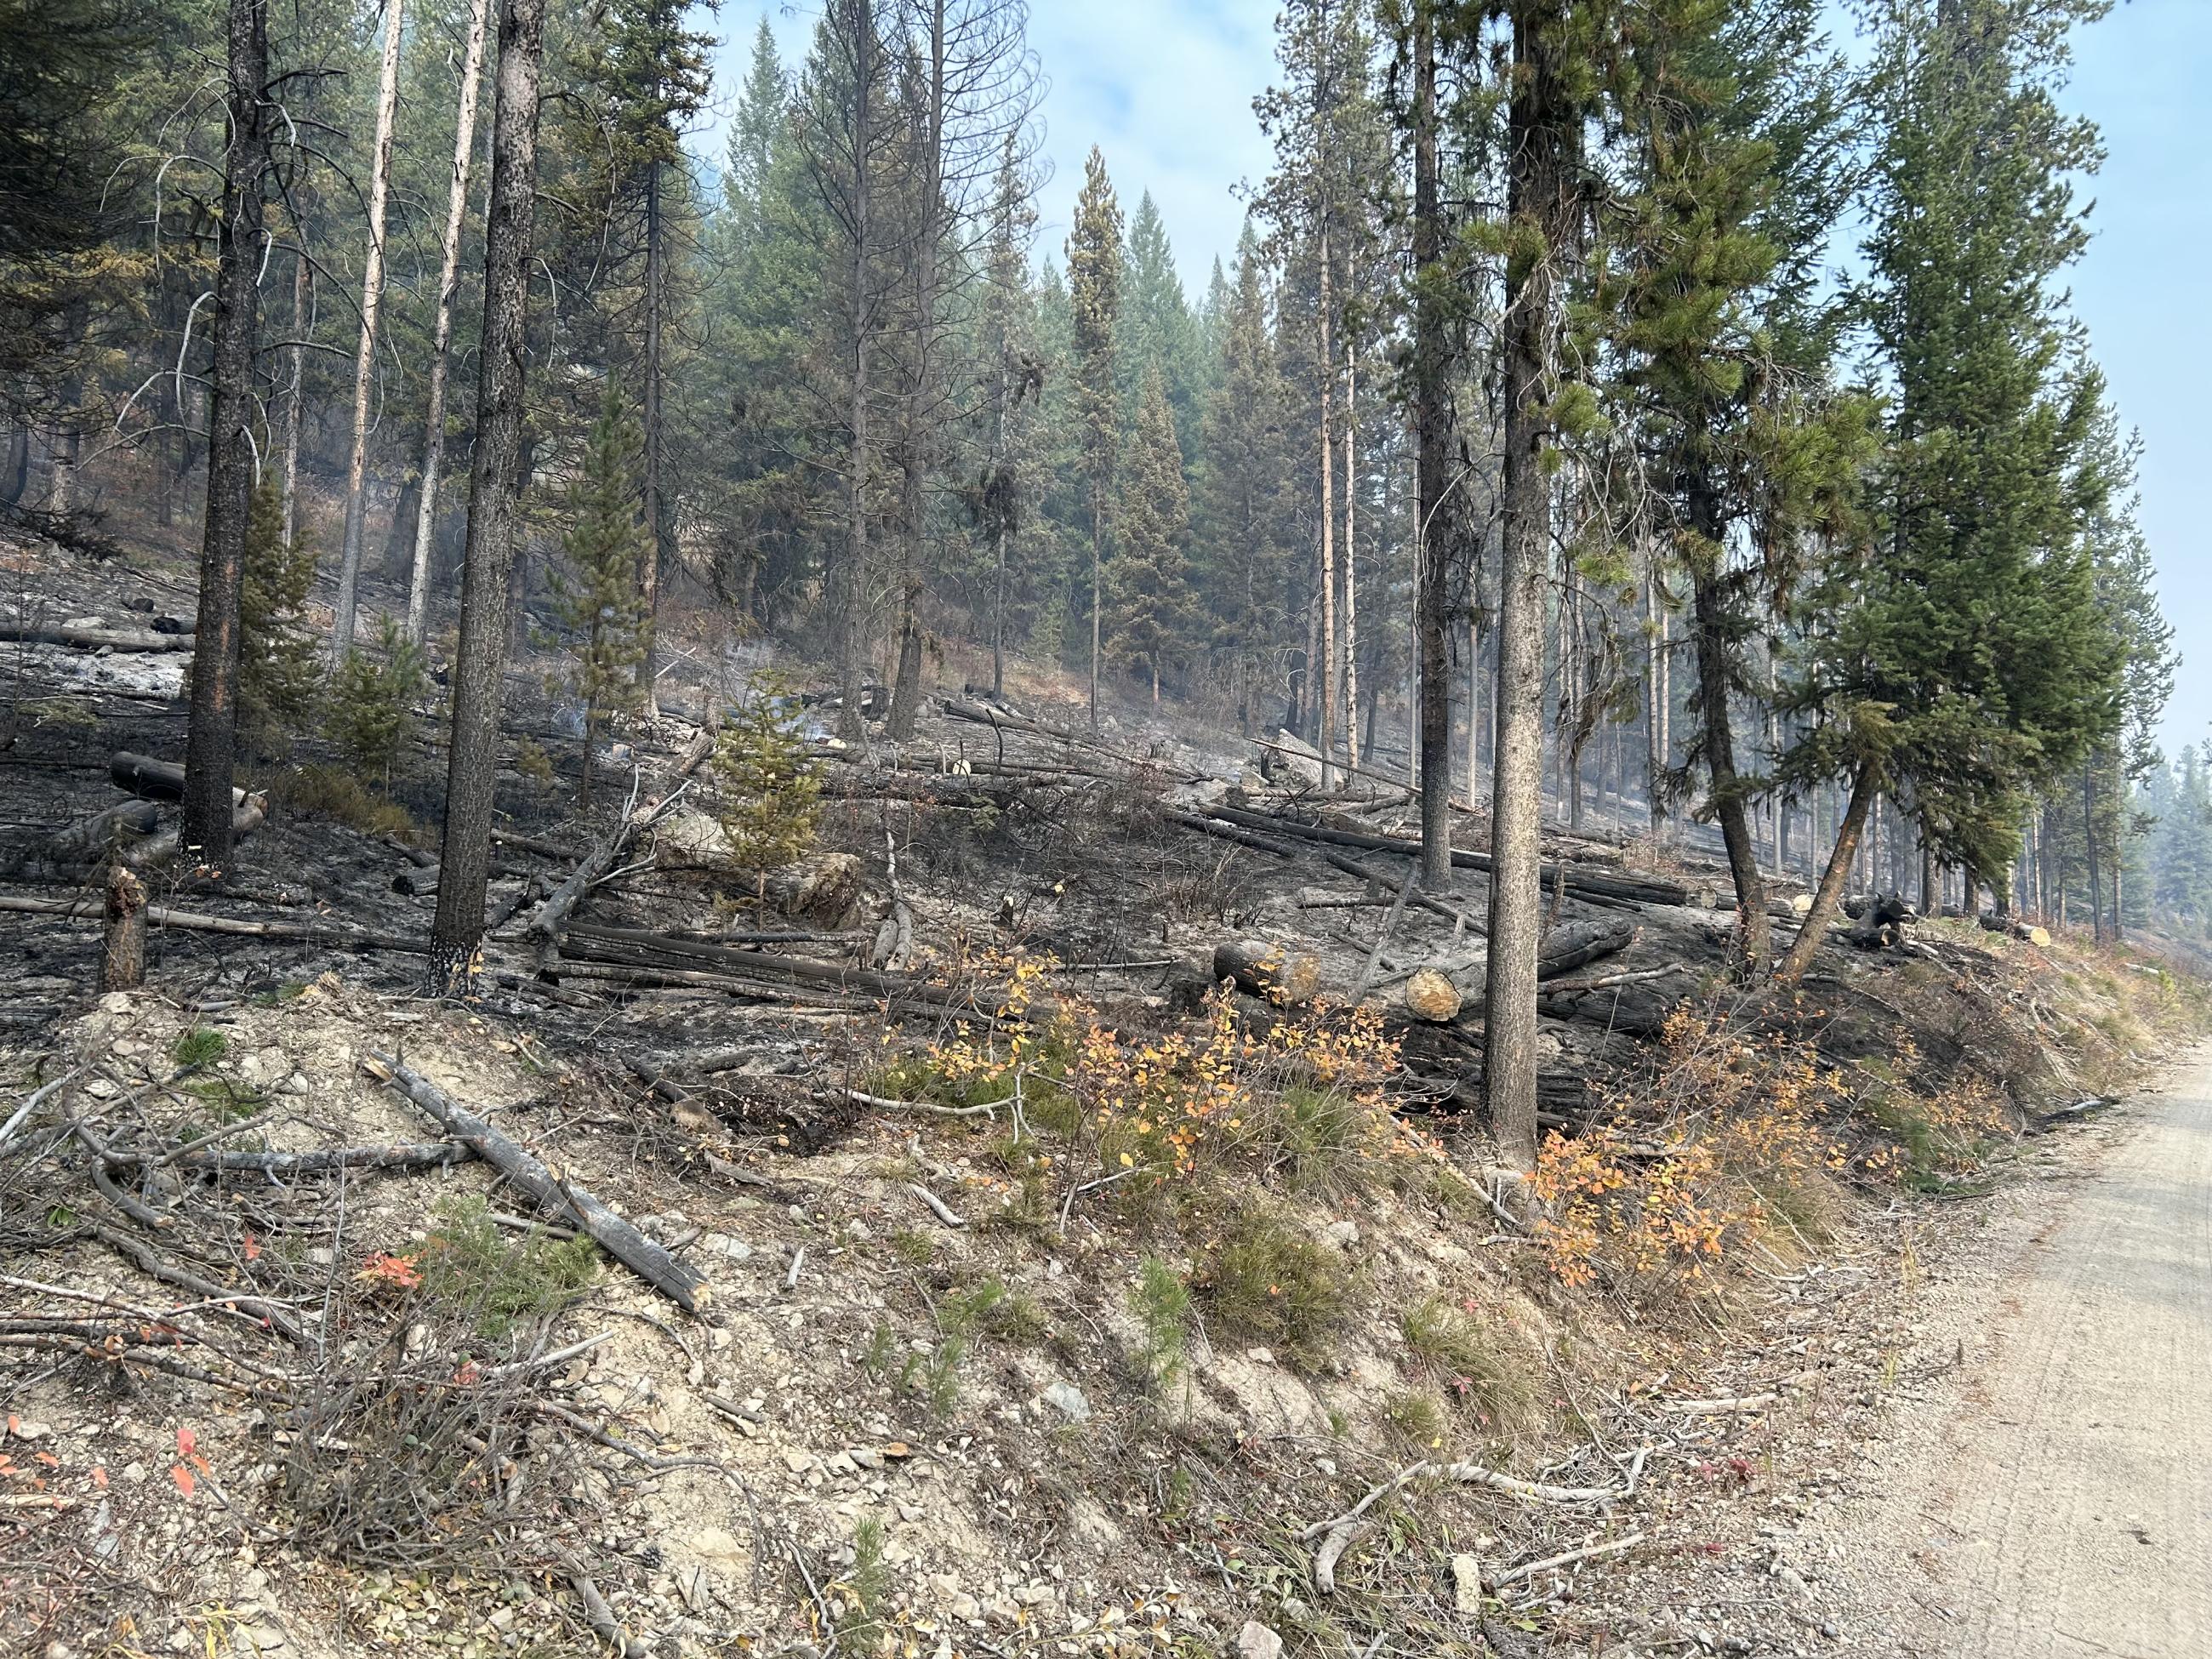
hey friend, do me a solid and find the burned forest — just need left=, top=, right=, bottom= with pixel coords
left=4, top=0, right=2209, bottom=1656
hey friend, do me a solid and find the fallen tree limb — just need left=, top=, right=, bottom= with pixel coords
left=49, top=800, right=158, bottom=861
left=4, top=622, right=196, bottom=653
left=174, top=1143, right=468, bottom=1176
left=0, top=892, right=427, bottom=953
left=1163, top=808, right=1484, bottom=932
left=121, top=795, right=267, bottom=870
left=86, top=1221, right=306, bottom=1345
left=1492, top=1532, right=1645, bottom=1592
left=365, top=1054, right=710, bottom=1314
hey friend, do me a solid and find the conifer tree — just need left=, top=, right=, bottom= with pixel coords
left=1778, top=0, right=2117, bottom=979
left=1109, top=362, right=1194, bottom=703
left=1066, top=147, right=1124, bottom=733
left=238, top=480, right=322, bottom=745
left=553, top=381, right=653, bottom=811
left=1602, top=0, right=1867, bottom=973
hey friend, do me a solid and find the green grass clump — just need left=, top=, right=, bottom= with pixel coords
left=1196, top=1206, right=1351, bottom=1369
left=1399, top=1293, right=1534, bottom=1431
left=172, top=1027, right=228, bottom=1069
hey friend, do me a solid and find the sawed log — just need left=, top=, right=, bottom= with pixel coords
left=365, top=1054, right=710, bottom=1314
left=49, top=800, right=158, bottom=862
left=4, top=621, right=197, bottom=653
left=1212, top=938, right=1325, bottom=1003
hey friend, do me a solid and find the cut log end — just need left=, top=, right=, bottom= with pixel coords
left=1212, top=938, right=1325, bottom=1004
left=1402, top=966, right=1463, bottom=1023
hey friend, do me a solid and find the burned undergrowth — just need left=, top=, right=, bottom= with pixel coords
left=3, top=530, right=2206, bottom=1658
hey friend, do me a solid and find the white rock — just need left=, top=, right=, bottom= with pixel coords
left=1042, top=1381, right=1091, bottom=1422
left=1451, top=1553, right=1483, bottom=1613
left=1237, top=1621, right=1283, bottom=1659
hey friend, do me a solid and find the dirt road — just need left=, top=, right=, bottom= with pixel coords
left=1824, top=1059, right=2212, bottom=1656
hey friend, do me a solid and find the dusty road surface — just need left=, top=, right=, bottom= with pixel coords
left=1826, top=1058, right=2212, bottom=1656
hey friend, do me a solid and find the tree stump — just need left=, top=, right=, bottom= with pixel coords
left=103, top=865, right=146, bottom=991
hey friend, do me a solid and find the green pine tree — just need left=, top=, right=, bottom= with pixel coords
left=1109, top=362, right=1194, bottom=703
left=238, top=478, right=321, bottom=747
left=1066, top=148, right=1124, bottom=733
left=553, top=380, right=653, bottom=811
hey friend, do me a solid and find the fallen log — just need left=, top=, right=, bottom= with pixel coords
left=119, top=795, right=266, bottom=870
left=49, top=800, right=159, bottom=862
left=526, top=778, right=694, bottom=956
left=1163, top=808, right=1484, bottom=932
left=1200, top=803, right=1702, bottom=908
left=1212, top=938, right=1325, bottom=1003
left=365, top=1054, right=710, bottom=1314
left=3, top=621, right=197, bottom=653
left=1536, top=918, right=1637, bottom=979
left=556, top=922, right=995, bottom=1015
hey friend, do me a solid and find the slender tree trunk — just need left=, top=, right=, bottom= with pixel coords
left=1777, top=761, right=1876, bottom=983
left=636, top=157, right=666, bottom=714
left=1922, top=842, right=1940, bottom=919
left=280, top=238, right=310, bottom=547
left=989, top=346, right=1009, bottom=698
left=1343, top=337, right=1360, bottom=771
left=835, top=0, right=874, bottom=741
left=1688, top=545, right=1767, bottom=972
left=181, top=0, right=270, bottom=864
left=429, top=0, right=548, bottom=996
left=406, top=0, right=489, bottom=646
left=1316, top=220, right=1337, bottom=789
left=888, top=0, right=947, bottom=746
left=331, top=0, right=406, bottom=660
left=1411, top=0, right=1452, bottom=887
left=2082, top=762, right=2105, bottom=944
left=1484, top=2, right=1572, bottom=1172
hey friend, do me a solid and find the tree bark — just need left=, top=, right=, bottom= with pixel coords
left=330, top=0, right=407, bottom=660
left=1411, top=1, right=1452, bottom=892
left=1483, top=1, right=1574, bottom=1173
left=1688, top=550, right=1767, bottom=972
left=280, top=238, right=311, bottom=549
left=1343, top=337, right=1360, bottom=771
left=180, top=0, right=271, bottom=866
left=834, top=0, right=875, bottom=741
left=1777, top=761, right=1876, bottom=983
left=636, top=157, right=667, bottom=715
left=430, top=0, right=549, bottom=997
left=1316, top=219, right=1337, bottom=790
left=406, top=0, right=492, bottom=645
left=2081, top=761, right=2104, bottom=944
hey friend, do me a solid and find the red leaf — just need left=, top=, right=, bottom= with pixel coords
left=242, top=1231, right=261, bottom=1262
left=175, top=1427, right=196, bottom=1458
left=90, top=1466, right=108, bottom=1489
left=169, top=1463, right=195, bottom=1499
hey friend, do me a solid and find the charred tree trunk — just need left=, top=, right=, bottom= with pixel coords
left=280, top=236, right=311, bottom=550
left=1316, top=219, right=1337, bottom=790
left=330, top=0, right=406, bottom=660
left=1687, top=545, right=1767, bottom=973
left=1483, top=0, right=1575, bottom=1172
left=180, top=0, right=271, bottom=865
left=1411, top=2, right=1453, bottom=891
left=102, top=865, right=147, bottom=992
left=835, top=0, right=875, bottom=742
left=636, top=156, right=666, bottom=715
left=430, top=0, right=549, bottom=997
left=407, top=0, right=491, bottom=645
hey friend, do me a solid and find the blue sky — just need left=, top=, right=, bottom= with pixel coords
left=698, top=0, right=2209, bottom=755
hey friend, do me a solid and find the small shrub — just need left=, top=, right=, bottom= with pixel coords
left=710, top=671, right=824, bottom=875
left=834, top=1514, right=891, bottom=1648
left=1196, top=1207, right=1350, bottom=1368
left=511, top=735, right=556, bottom=785
left=415, top=1195, right=598, bottom=1340
left=326, top=616, right=428, bottom=789
left=1130, top=1256, right=1192, bottom=1388
left=171, top=1027, right=227, bottom=1069
left=266, top=761, right=418, bottom=839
